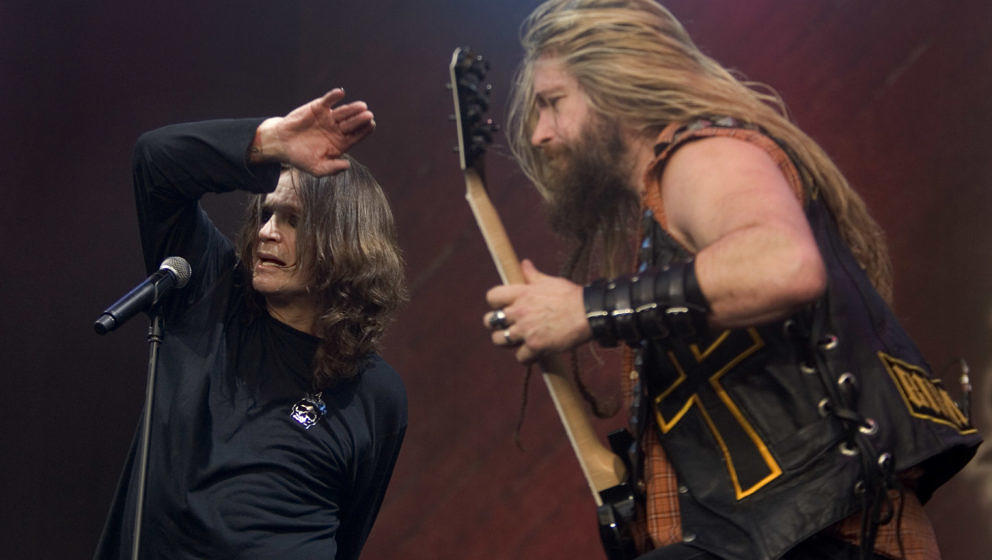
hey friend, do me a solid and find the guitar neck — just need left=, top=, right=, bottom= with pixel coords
left=463, top=169, right=626, bottom=502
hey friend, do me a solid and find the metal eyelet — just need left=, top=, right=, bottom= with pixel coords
left=839, top=441, right=859, bottom=456
left=820, top=334, right=838, bottom=350
left=818, top=398, right=832, bottom=417
left=837, top=372, right=857, bottom=389
left=800, top=362, right=816, bottom=375
left=853, top=480, right=866, bottom=496
left=859, top=418, right=878, bottom=436
left=877, top=452, right=893, bottom=471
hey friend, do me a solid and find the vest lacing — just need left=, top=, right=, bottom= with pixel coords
left=792, top=306, right=904, bottom=560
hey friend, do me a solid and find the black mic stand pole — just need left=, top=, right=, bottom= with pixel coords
left=131, top=310, right=164, bottom=560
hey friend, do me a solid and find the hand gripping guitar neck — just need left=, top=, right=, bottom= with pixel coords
left=449, top=47, right=638, bottom=560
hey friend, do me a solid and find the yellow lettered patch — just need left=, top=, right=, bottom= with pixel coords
left=878, top=352, right=976, bottom=434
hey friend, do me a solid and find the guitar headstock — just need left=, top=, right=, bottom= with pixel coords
left=449, top=46, right=498, bottom=172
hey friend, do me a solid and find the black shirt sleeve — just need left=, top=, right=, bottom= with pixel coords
left=130, top=119, right=281, bottom=292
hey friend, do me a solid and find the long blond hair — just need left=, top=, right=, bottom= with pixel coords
left=507, top=0, right=892, bottom=300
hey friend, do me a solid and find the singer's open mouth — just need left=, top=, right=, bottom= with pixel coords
left=256, top=253, right=287, bottom=267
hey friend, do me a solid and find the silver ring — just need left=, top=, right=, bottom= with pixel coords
left=503, top=329, right=514, bottom=345
left=489, top=308, right=509, bottom=330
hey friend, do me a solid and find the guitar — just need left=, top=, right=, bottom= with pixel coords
left=448, top=47, right=638, bottom=560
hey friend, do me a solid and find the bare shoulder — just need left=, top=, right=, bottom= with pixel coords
left=663, top=135, right=785, bottom=186
left=659, top=136, right=805, bottom=252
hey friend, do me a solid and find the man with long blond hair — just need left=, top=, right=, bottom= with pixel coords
left=483, top=1, right=979, bottom=559
left=95, top=90, right=408, bottom=559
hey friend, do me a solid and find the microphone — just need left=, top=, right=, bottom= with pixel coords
left=94, top=256, right=192, bottom=335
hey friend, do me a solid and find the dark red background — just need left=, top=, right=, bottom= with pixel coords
left=2, top=1, right=989, bottom=557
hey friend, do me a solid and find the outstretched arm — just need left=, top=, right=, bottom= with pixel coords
left=248, top=88, right=375, bottom=176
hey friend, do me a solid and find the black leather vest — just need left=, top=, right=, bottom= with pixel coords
left=636, top=130, right=980, bottom=560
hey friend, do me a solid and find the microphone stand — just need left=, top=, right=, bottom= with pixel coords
left=131, top=310, right=164, bottom=560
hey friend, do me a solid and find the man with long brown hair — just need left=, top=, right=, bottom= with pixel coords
left=483, top=1, right=979, bottom=559
left=95, top=90, right=408, bottom=559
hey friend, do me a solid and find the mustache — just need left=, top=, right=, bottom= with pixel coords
left=538, top=128, right=639, bottom=243
left=538, top=143, right=567, bottom=161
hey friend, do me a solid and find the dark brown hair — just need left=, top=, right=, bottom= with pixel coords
left=238, top=156, right=407, bottom=389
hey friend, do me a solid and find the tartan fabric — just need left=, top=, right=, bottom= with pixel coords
left=829, top=489, right=940, bottom=560
left=629, top=121, right=941, bottom=559
left=642, top=424, right=682, bottom=549
left=621, top=349, right=682, bottom=550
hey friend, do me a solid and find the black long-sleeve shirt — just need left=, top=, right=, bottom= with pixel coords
left=95, top=119, right=406, bottom=560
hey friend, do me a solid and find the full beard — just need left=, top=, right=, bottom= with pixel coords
left=538, top=119, right=641, bottom=279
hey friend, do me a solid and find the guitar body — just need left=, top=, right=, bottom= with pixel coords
left=449, top=47, right=638, bottom=560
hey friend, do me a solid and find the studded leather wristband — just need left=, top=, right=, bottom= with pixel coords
left=632, top=269, right=669, bottom=339
left=584, top=278, right=618, bottom=347
left=650, top=261, right=708, bottom=338
left=584, top=260, right=709, bottom=347
left=610, top=274, right=641, bottom=346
